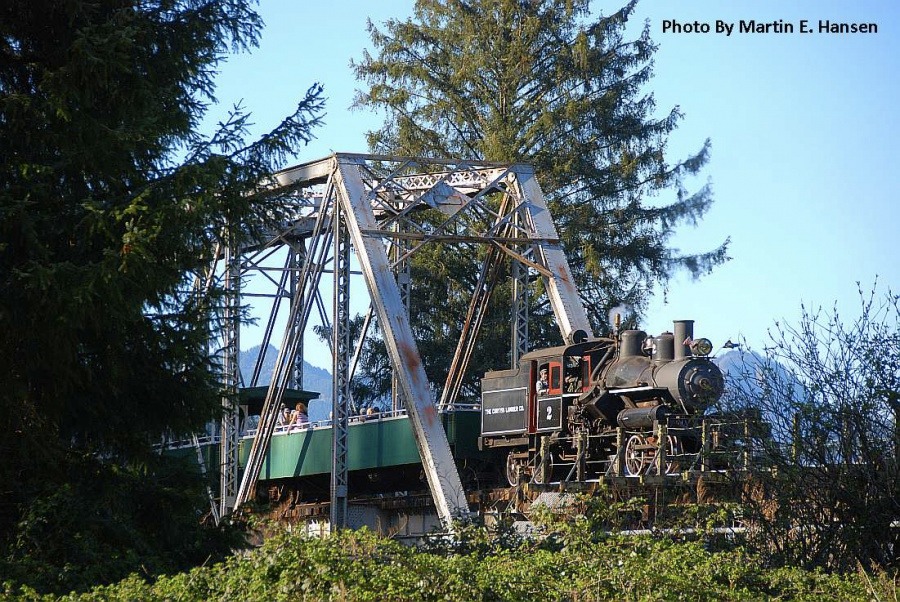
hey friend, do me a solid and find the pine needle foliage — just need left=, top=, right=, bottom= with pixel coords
left=351, top=0, right=729, bottom=400
left=0, top=0, right=323, bottom=592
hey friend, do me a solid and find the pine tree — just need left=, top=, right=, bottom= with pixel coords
left=352, top=0, right=728, bottom=399
left=0, top=0, right=322, bottom=591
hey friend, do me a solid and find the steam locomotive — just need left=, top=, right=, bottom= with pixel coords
left=480, top=319, right=725, bottom=485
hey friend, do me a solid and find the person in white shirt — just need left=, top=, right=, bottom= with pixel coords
left=536, top=367, right=550, bottom=395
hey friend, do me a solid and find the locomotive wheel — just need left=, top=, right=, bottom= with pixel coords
left=505, top=452, right=523, bottom=487
left=648, top=435, right=683, bottom=475
left=664, top=435, right=683, bottom=475
left=624, top=434, right=649, bottom=476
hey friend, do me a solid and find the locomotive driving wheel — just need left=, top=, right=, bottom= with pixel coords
left=505, top=452, right=525, bottom=487
left=647, top=435, right=683, bottom=475
left=624, top=434, right=650, bottom=476
left=663, top=435, right=683, bottom=475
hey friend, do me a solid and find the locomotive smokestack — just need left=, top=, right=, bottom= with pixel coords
left=673, top=320, right=694, bottom=360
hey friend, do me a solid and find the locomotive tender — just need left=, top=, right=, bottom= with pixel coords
left=480, top=319, right=725, bottom=485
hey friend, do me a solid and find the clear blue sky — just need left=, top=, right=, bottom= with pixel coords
left=209, top=0, right=900, bottom=367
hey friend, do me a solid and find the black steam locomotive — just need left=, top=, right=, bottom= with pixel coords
left=480, top=319, right=725, bottom=485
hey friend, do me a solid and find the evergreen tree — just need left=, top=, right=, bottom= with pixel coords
left=352, top=0, right=728, bottom=399
left=0, top=0, right=322, bottom=592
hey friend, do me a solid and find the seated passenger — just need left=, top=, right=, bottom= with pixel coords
left=565, top=371, right=581, bottom=393
left=278, top=404, right=291, bottom=427
left=289, top=402, right=309, bottom=429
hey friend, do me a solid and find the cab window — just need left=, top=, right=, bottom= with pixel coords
left=549, top=362, right=562, bottom=395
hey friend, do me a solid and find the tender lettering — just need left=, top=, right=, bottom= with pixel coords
left=485, top=405, right=524, bottom=415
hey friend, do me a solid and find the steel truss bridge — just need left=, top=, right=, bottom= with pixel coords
left=207, top=153, right=595, bottom=530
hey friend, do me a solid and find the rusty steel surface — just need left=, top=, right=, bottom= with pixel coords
left=334, top=156, right=471, bottom=527
left=512, top=165, right=594, bottom=343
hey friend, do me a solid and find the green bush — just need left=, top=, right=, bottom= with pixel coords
left=3, top=523, right=885, bottom=601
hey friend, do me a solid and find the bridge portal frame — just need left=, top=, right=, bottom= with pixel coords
left=221, top=153, right=593, bottom=530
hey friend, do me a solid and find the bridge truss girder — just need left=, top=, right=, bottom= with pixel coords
left=222, top=154, right=593, bottom=530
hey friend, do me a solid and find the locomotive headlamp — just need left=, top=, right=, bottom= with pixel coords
left=690, top=337, right=713, bottom=356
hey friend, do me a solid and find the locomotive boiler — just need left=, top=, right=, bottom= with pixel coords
left=479, top=319, right=725, bottom=484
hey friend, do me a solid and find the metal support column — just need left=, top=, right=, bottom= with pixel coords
left=330, top=205, right=351, bottom=529
left=219, top=243, right=241, bottom=517
left=511, top=207, right=529, bottom=366
left=655, top=423, right=668, bottom=475
left=515, top=166, right=593, bottom=342
left=391, top=208, right=409, bottom=412
left=701, top=420, right=710, bottom=472
left=614, top=427, right=625, bottom=476
left=334, top=157, right=470, bottom=529
left=538, top=436, right=551, bottom=484
left=290, top=241, right=306, bottom=389
left=511, top=258, right=529, bottom=367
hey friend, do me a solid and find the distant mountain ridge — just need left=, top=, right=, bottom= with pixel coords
left=713, top=348, right=804, bottom=440
left=239, top=344, right=333, bottom=421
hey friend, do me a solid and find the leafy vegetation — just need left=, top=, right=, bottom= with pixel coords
left=723, top=282, right=900, bottom=572
left=351, top=0, right=730, bottom=402
left=2, top=524, right=877, bottom=601
left=2, top=0, right=895, bottom=596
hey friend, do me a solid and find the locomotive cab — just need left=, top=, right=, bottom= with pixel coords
left=480, top=340, right=608, bottom=444
left=480, top=340, right=613, bottom=484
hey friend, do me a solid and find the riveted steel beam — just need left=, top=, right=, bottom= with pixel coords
left=330, top=203, right=351, bottom=528
left=511, top=165, right=594, bottom=342
left=225, top=154, right=594, bottom=531
left=333, top=156, right=471, bottom=527
left=219, top=243, right=241, bottom=517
